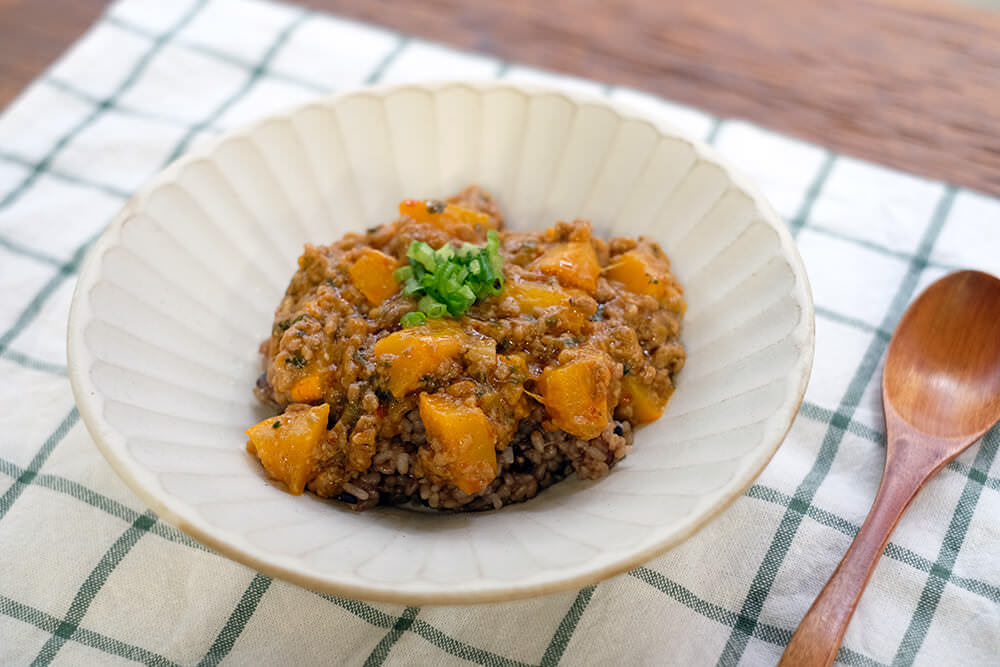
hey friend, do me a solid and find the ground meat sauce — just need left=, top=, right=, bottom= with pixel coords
left=245, top=186, right=686, bottom=511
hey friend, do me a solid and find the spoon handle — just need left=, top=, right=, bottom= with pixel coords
left=778, top=431, right=949, bottom=667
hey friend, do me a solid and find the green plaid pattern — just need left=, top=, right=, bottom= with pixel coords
left=1, top=0, right=998, bottom=664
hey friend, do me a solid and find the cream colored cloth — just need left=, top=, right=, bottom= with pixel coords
left=1, top=0, right=998, bottom=664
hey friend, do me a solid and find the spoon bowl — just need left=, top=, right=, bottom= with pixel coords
left=884, top=270, right=1000, bottom=439
left=781, top=270, right=1000, bottom=667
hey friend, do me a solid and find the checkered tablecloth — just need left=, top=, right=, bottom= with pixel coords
left=1, top=0, right=998, bottom=664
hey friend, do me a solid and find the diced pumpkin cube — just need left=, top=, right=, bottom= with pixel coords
left=246, top=403, right=330, bottom=495
left=604, top=250, right=659, bottom=295
left=289, top=374, right=325, bottom=403
left=622, top=375, right=674, bottom=424
left=604, top=249, right=686, bottom=315
left=419, top=392, right=497, bottom=495
left=373, top=325, right=464, bottom=398
left=348, top=248, right=399, bottom=305
left=531, top=241, right=601, bottom=292
left=540, top=349, right=613, bottom=439
left=505, top=278, right=573, bottom=311
left=505, top=278, right=588, bottom=330
left=398, top=199, right=496, bottom=233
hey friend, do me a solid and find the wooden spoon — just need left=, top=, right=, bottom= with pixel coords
left=779, top=270, right=1000, bottom=667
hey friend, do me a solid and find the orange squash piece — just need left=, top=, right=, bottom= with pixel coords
left=246, top=403, right=330, bottom=495
left=622, top=375, right=674, bottom=424
left=531, top=241, right=601, bottom=293
left=373, top=324, right=464, bottom=398
left=419, top=392, right=497, bottom=495
left=289, top=374, right=325, bottom=403
left=540, top=349, right=613, bottom=439
left=348, top=248, right=399, bottom=305
left=505, top=279, right=567, bottom=311
left=604, top=250, right=664, bottom=296
left=398, top=199, right=496, bottom=233
left=504, top=277, right=588, bottom=330
left=604, top=249, right=686, bottom=314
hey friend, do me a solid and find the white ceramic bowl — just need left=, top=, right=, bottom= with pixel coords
left=68, top=81, right=814, bottom=604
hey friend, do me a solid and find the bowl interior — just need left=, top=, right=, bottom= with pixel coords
left=69, top=82, right=814, bottom=603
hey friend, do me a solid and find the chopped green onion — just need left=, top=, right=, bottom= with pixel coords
left=400, top=311, right=427, bottom=327
left=418, top=295, right=447, bottom=318
left=403, top=277, right=422, bottom=295
left=435, top=243, right=455, bottom=263
left=452, top=285, right=476, bottom=312
left=407, top=241, right=437, bottom=271
left=394, top=232, right=506, bottom=322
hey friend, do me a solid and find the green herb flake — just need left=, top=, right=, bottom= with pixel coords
left=623, top=363, right=632, bottom=376
left=273, top=319, right=291, bottom=335
left=507, top=364, right=523, bottom=383
left=272, top=420, right=281, bottom=429
left=589, top=304, right=605, bottom=322
left=285, top=354, right=308, bottom=369
left=342, top=403, right=362, bottom=429
left=426, top=200, right=446, bottom=214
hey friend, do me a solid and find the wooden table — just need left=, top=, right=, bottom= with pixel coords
left=3, top=0, right=1000, bottom=196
